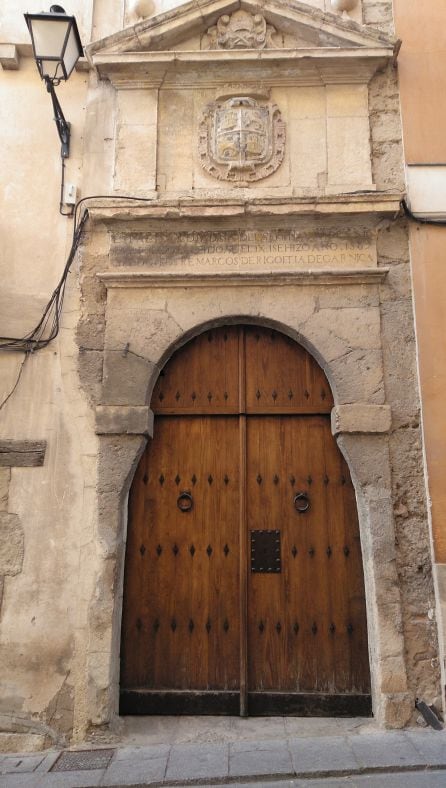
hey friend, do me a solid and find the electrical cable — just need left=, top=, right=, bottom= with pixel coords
left=0, top=353, right=29, bottom=412
left=0, top=194, right=156, bottom=355
left=1, top=193, right=442, bottom=358
left=402, top=198, right=446, bottom=227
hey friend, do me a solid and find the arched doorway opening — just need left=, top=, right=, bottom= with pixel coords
left=120, top=325, right=371, bottom=716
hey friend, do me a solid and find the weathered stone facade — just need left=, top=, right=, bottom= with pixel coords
left=0, top=0, right=443, bottom=749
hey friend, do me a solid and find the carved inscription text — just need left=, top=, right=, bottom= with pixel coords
left=111, top=228, right=377, bottom=272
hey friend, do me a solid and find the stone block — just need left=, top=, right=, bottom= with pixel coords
left=114, top=123, right=157, bottom=193
left=327, top=115, right=373, bottom=187
left=0, top=45, right=20, bottom=70
left=289, top=117, right=327, bottom=189
left=117, top=88, right=157, bottom=126
left=229, top=740, right=292, bottom=778
left=167, top=742, right=229, bottom=781
left=326, top=84, right=369, bottom=118
left=103, top=756, right=167, bottom=786
left=331, top=404, right=391, bottom=435
left=289, top=735, right=359, bottom=774
left=95, top=406, right=154, bottom=436
left=0, top=468, right=10, bottom=509
left=378, top=692, right=414, bottom=729
left=350, top=730, right=421, bottom=766
left=0, top=513, right=24, bottom=576
left=0, top=441, right=46, bottom=467
left=0, top=733, right=46, bottom=753
left=1, top=753, right=46, bottom=773
left=102, top=350, right=157, bottom=406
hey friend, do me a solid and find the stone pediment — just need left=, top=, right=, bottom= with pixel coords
left=86, top=0, right=396, bottom=59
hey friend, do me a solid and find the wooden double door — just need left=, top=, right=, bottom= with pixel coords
left=120, top=326, right=371, bottom=716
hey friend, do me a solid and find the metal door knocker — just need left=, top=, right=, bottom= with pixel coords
left=177, top=491, right=193, bottom=512
left=294, top=491, right=310, bottom=513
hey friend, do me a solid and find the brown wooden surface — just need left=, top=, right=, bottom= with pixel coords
left=121, top=416, right=241, bottom=691
left=152, top=327, right=241, bottom=415
left=121, top=325, right=370, bottom=714
left=246, top=416, right=370, bottom=695
left=244, top=327, right=333, bottom=414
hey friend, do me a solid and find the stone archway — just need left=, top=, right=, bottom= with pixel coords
left=86, top=290, right=412, bottom=731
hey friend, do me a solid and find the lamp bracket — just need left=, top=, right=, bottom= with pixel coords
left=45, top=76, right=70, bottom=158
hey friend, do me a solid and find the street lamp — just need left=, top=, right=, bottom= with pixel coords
left=24, top=6, right=83, bottom=158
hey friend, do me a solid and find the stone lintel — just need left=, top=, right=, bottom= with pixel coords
left=86, top=194, right=403, bottom=222
left=0, top=45, right=20, bottom=70
left=97, top=268, right=389, bottom=289
left=331, top=405, right=392, bottom=436
left=95, top=406, right=154, bottom=436
left=0, top=440, right=47, bottom=467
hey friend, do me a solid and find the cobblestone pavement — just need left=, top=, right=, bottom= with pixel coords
left=1, top=728, right=445, bottom=787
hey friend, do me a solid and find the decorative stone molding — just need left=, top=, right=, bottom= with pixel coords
left=331, top=404, right=392, bottom=435
left=198, top=90, right=285, bottom=183
left=204, top=10, right=277, bottom=50
left=95, top=406, right=154, bottom=436
left=85, top=194, right=403, bottom=223
left=97, top=268, right=389, bottom=289
left=0, top=440, right=47, bottom=467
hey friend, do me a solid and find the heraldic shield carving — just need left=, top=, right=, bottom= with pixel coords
left=198, top=94, right=286, bottom=183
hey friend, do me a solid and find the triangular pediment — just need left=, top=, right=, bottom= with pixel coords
left=86, top=0, right=395, bottom=60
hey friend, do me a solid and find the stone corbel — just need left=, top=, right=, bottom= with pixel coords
left=95, top=405, right=154, bottom=436
left=331, top=404, right=391, bottom=436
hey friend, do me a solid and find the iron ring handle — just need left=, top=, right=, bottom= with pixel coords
left=177, top=491, right=193, bottom=512
left=294, top=491, right=310, bottom=513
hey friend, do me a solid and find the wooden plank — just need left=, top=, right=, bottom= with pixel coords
left=244, top=327, right=333, bottom=415
left=246, top=415, right=370, bottom=696
left=247, top=692, right=372, bottom=717
left=239, top=327, right=248, bottom=717
left=120, top=690, right=240, bottom=715
left=0, top=440, right=47, bottom=467
left=120, top=416, right=240, bottom=693
left=152, top=327, right=240, bottom=415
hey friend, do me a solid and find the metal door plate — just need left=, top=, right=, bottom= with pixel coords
left=251, top=530, right=281, bottom=573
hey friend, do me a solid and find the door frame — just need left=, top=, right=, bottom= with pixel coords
left=88, top=313, right=412, bottom=731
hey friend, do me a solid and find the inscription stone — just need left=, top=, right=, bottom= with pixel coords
left=111, top=228, right=377, bottom=272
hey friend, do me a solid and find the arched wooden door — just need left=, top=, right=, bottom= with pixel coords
left=120, top=326, right=371, bottom=716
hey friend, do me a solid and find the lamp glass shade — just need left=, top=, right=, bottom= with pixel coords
left=30, top=18, right=70, bottom=59
left=63, top=24, right=82, bottom=78
left=25, top=12, right=83, bottom=81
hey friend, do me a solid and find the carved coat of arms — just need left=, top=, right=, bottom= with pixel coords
left=198, top=95, right=286, bottom=183
left=204, top=10, right=277, bottom=50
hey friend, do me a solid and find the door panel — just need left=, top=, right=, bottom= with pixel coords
left=121, top=416, right=240, bottom=692
left=244, top=326, right=333, bottom=414
left=152, top=327, right=241, bottom=415
left=246, top=415, right=370, bottom=695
